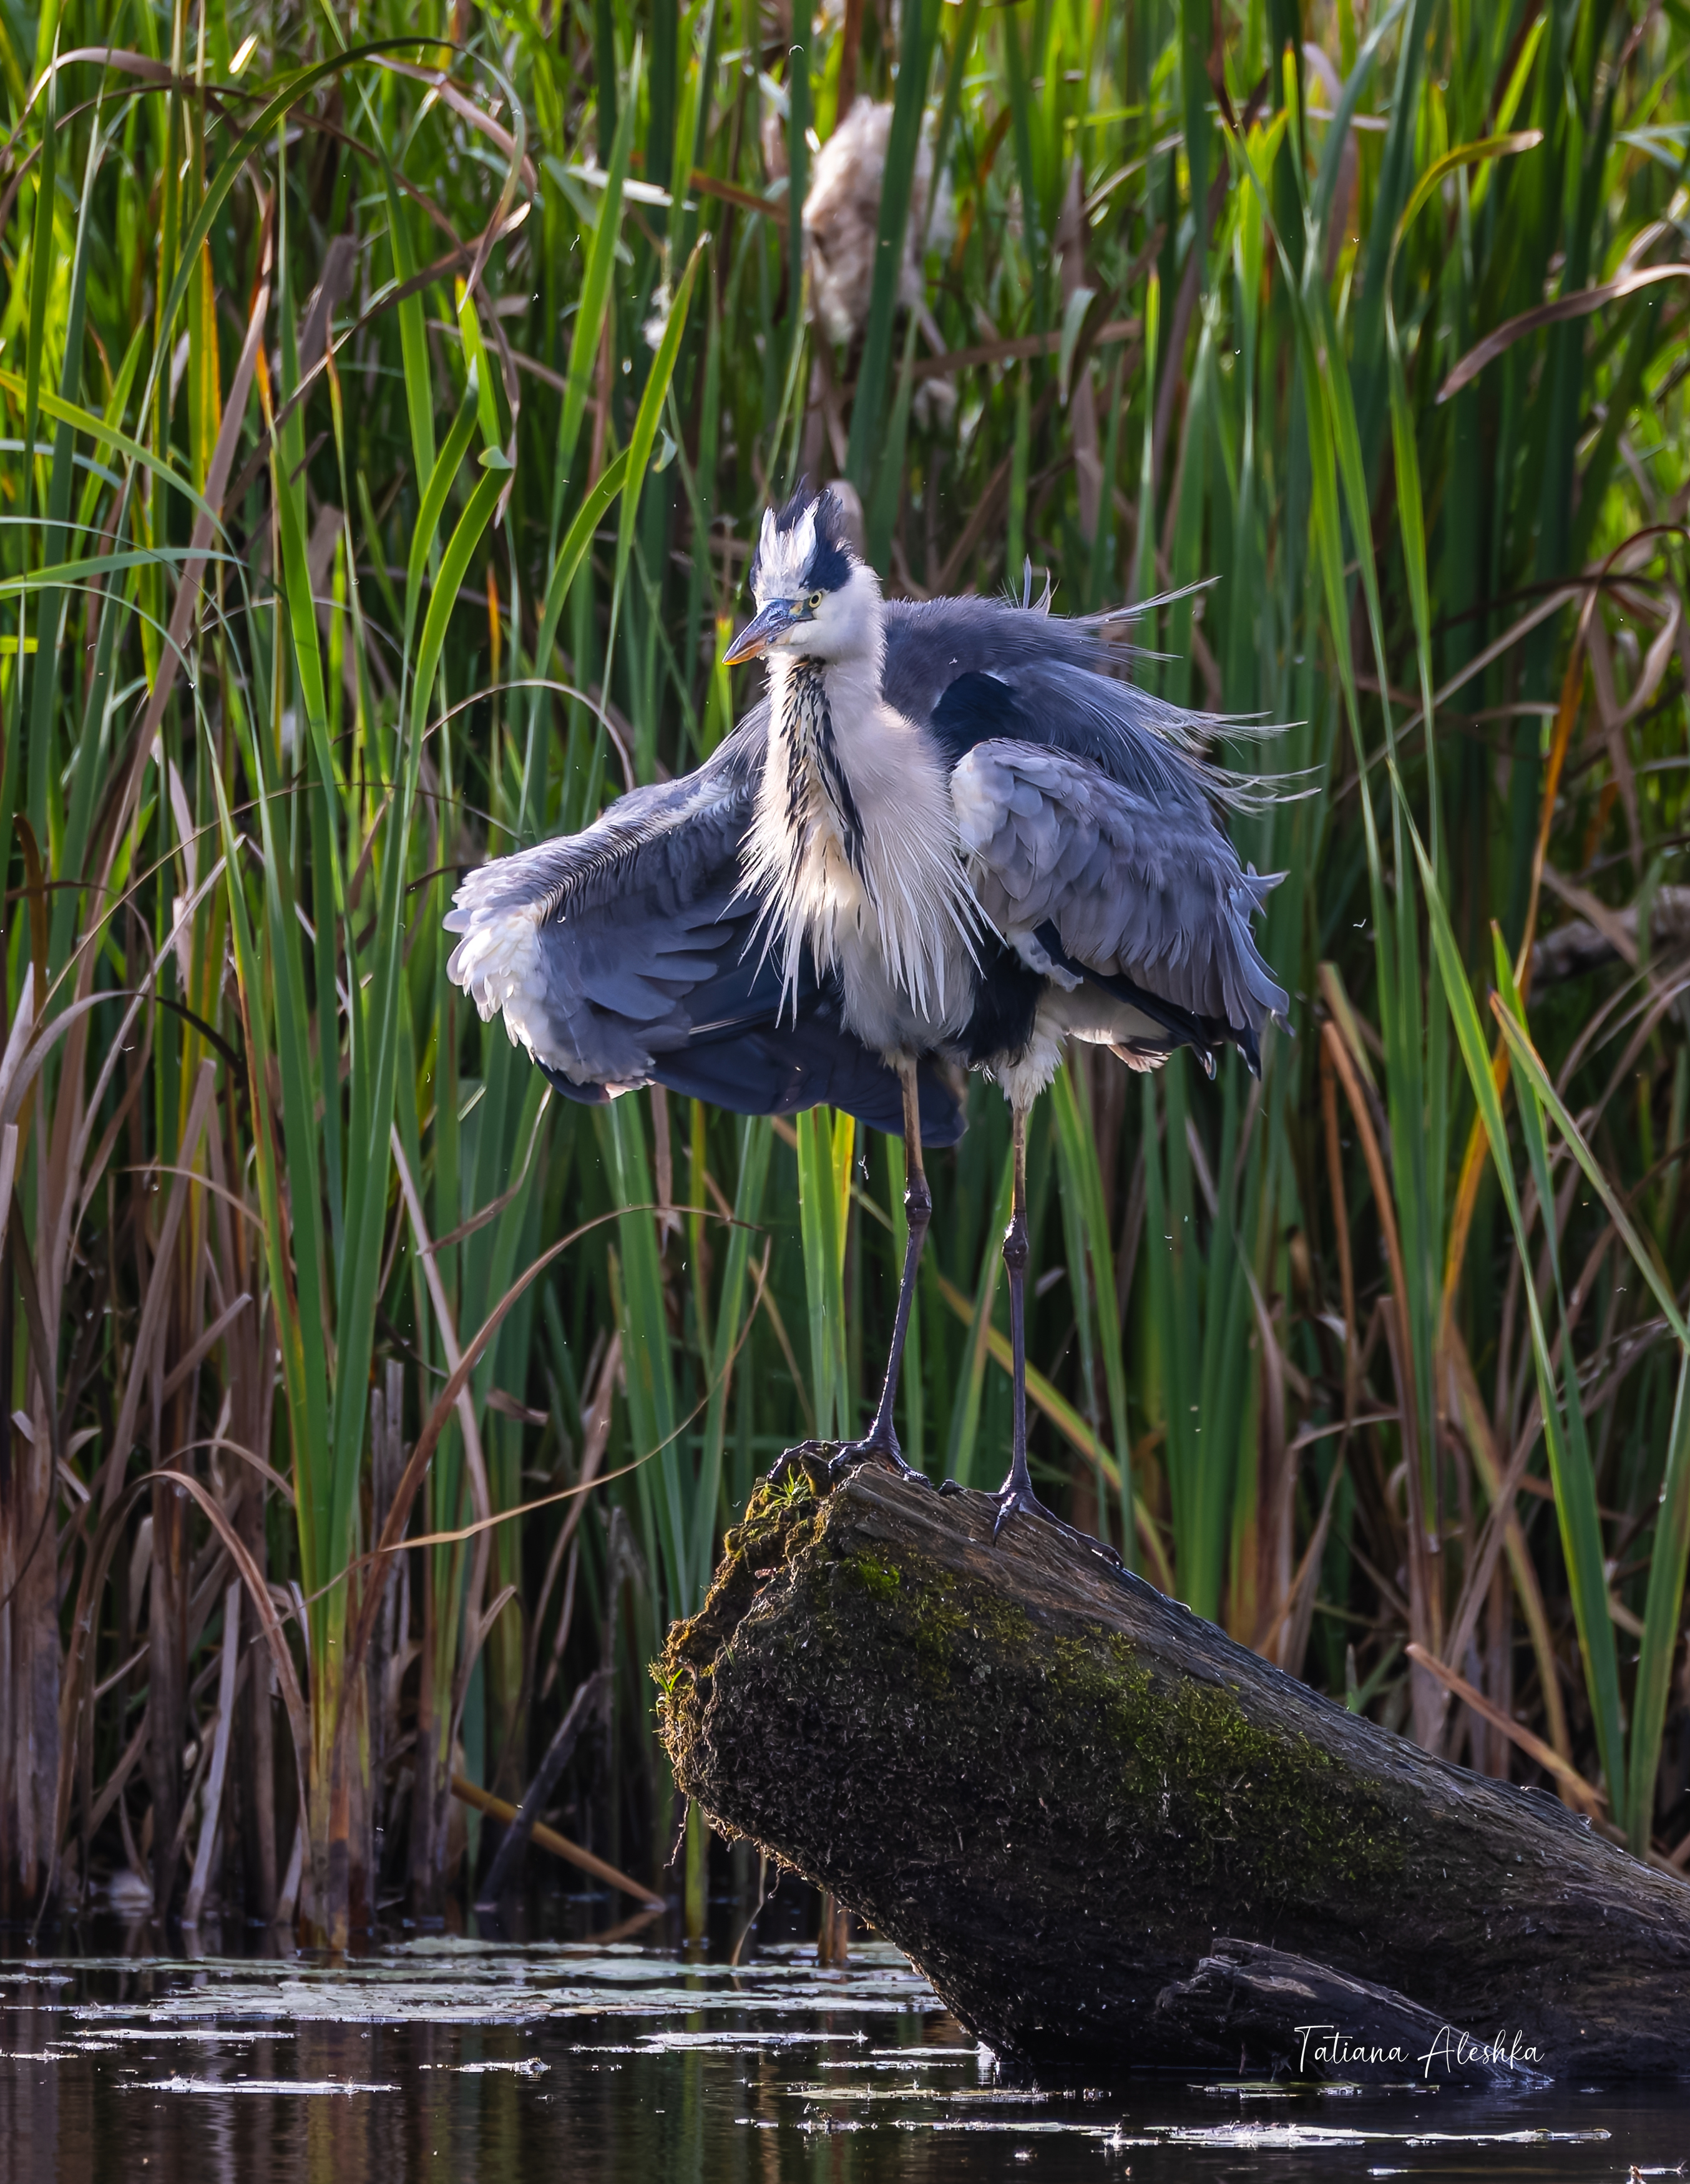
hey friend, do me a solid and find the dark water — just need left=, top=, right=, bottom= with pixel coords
left=0, top=1916, right=1685, bottom=2182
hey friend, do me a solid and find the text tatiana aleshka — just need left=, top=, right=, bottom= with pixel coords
left=1294, top=2024, right=1546, bottom=2079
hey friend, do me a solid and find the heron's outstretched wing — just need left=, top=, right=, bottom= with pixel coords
left=445, top=714, right=765, bottom=1088
left=950, top=736, right=1287, bottom=1073
left=444, top=709, right=963, bottom=1143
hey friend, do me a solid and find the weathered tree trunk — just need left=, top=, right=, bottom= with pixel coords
left=658, top=1453, right=1690, bottom=2082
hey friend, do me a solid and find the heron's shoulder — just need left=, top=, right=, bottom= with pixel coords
left=882, top=593, right=1105, bottom=708
left=887, top=605, right=1243, bottom=817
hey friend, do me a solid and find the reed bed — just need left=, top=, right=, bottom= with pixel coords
left=2, top=0, right=1689, bottom=1941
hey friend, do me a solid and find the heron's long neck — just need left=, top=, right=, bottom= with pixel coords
left=774, top=655, right=870, bottom=878
left=750, top=619, right=980, bottom=1027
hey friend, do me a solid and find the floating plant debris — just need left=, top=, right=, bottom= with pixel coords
left=129, top=2077, right=400, bottom=2097
left=1146, top=2121, right=1614, bottom=2150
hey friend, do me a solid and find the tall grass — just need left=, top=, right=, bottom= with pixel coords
left=4, top=0, right=1690, bottom=1935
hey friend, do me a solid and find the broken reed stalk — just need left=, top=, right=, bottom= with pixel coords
left=450, top=1776, right=662, bottom=1908
left=476, top=1667, right=612, bottom=1906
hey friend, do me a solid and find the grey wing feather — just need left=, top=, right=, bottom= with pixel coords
left=884, top=592, right=1249, bottom=812
left=442, top=705, right=966, bottom=1142
left=952, top=739, right=1288, bottom=1044
left=444, top=709, right=767, bottom=1086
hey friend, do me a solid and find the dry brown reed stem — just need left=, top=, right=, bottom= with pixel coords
left=1406, top=1643, right=1603, bottom=1813
left=449, top=1773, right=662, bottom=1905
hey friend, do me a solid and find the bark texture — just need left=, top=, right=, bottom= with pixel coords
left=657, top=1453, right=1690, bottom=2081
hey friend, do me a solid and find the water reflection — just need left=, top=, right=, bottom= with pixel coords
left=0, top=1904, right=1679, bottom=2182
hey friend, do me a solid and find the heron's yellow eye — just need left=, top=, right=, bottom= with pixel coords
left=808, top=591, right=823, bottom=610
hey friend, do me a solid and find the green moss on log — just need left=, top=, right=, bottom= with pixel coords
left=655, top=1463, right=1404, bottom=1914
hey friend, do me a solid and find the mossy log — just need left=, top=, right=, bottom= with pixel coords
left=656, top=1451, right=1690, bottom=2082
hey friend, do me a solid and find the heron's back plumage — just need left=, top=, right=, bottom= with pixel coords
left=873, top=602, right=1289, bottom=1078
left=883, top=593, right=1236, bottom=811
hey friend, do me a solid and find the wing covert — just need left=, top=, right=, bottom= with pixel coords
left=950, top=739, right=1287, bottom=1056
left=445, top=713, right=766, bottom=1087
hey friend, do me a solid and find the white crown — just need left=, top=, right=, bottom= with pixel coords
left=752, top=500, right=821, bottom=605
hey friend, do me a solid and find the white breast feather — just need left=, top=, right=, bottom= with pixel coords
left=743, top=659, right=984, bottom=1032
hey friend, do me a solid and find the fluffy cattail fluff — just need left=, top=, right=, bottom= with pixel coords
left=802, top=101, right=952, bottom=349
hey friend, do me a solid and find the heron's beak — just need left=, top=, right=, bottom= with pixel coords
left=722, top=598, right=798, bottom=665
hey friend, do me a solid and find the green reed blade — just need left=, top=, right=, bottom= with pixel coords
left=796, top=1106, right=849, bottom=1441
left=1051, top=1063, right=1133, bottom=1564
left=610, top=235, right=704, bottom=771
left=208, top=734, right=333, bottom=1624
left=1490, top=1008, right=1690, bottom=1351
left=1490, top=935, right=1626, bottom=1818
left=0, top=376, right=218, bottom=531
left=404, top=390, right=481, bottom=655
left=561, top=55, right=638, bottom=506
left=1412, top=815, right=1627, bottom=1826
left=1628, top=1350, right=1690, bottom=1855
left=26, top=82, right=97, bottom=874
left=786, top=0, right=809, bottom=384
left=603, top=1093, right=687, bottom=1606
left=866, top=311, right=921, bottom=572
left=696, top=1113, right=774, bottom=1601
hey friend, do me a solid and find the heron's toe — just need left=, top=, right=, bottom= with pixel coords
left=829, top=1431, right=926, bottom=1485
left=989, top=1484, right=1053, bottom=1540
left=987, top=1481, right=1122, bottom=1566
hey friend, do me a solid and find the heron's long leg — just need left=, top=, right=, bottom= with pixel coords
left=994, top=1101, right=1038, bottom=1528
left=869, top=1058, right=933, bottom=1446
left=987, top=1096, right=1121, bottom=1563
left=832, top=1057, right=931, bottom=1480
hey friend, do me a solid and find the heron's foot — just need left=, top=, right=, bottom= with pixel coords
left=987, top=1477, right=1059, bottom=1539
left=985, top=1471, right=1125, bottom=1567
left=828, top=1427, right=928, bottom=1486
left=763, top=1441, right=834, bottom=1490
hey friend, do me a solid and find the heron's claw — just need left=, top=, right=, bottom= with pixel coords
left=989, top=1481, right=1056, bottom=1539
left=986, top=1476, right=1125, bottom=1567
left=828, top=1430, right=929, bottom=1486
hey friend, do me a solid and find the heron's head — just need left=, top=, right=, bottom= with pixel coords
left=724, top=481, right=881, bottom=667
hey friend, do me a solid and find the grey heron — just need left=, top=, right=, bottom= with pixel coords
left=446, top=482, right=1286, bottom=1547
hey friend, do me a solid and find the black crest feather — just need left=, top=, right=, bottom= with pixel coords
left=772, top=475, right=818, bottom=534
left=750, top=478, right=856, bottom=598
